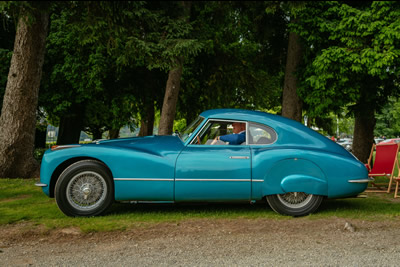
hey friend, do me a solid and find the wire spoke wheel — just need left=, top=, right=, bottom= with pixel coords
left=55, top=160, right=114, bottom=217
left=266, top=192, right=323, bottom=216
left=66, top=171, right=107, bottom=211
left=276, top=192, right=313, bottom=209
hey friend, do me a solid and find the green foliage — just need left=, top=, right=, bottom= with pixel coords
left=33, top=148, right=47, bottom=161
left=317, top=111, right=355, bottom=137
left=374, top=97, right=400, bottom=138
left=39, top=1, right=210, bottom=136
left=40, top=2, right=155, bottom=134
left=177, top=1, right=287, bottom=121
left=173, top=118, right=186, bottom=133
left=295, top=1, right=400, bottom=116
left=34, top=1, right=289, bottom=137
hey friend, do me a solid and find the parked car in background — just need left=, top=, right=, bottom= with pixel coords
left=374, top=138, right=384, bottom=144
left=379, top=138, right=400, bottom=144
left=36, top=109, right=370, bottom=217
left=336, top=138, right=353, bottom=152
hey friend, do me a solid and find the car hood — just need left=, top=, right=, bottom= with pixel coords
left=94, top=135, right=185, bottom=156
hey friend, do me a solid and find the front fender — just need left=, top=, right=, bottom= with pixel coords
left=39, top=142, right=182, bottom=200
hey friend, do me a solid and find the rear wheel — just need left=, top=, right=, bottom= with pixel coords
left=266, top=192, right=323, bottom=216
left=55, top=160, right=114, bottom=217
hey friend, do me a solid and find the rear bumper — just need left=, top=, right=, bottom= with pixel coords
left=348, top=178, right=374, bottom=183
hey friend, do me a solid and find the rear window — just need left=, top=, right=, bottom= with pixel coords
left=248, top=122, right=277, bottom=145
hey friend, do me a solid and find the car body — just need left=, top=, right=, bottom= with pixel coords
left=36, top=109, right=370, bottom=217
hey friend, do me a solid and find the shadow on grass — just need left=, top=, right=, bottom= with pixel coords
left=1, top=177, right=399, bottom=229
left=105, top=201, right=276, bottom=219
left=315, top=195, right=400, bottom=219
left=103, top=194, right=400, bottom=220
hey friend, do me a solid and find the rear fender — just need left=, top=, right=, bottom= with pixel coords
left=280, top=174, right=327, bottom=194
left=263, top=158, right=328, bottom=196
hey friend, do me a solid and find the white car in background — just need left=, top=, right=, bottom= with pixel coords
left=336, top=138, right=353, bottom=152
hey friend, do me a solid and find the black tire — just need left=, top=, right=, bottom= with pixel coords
left=55, top=160, right=114, bottom=217
left=266, top=192, right=323, bottom=217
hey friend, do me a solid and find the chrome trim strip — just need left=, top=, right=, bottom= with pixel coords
left=114, top=178, right=264, bottom=182
left=35, top=183, right=48, bottom=187
left=348, top=178, right=374, bottom=183
left=229, top=156, right=249, bottom=159
left=114, top=178, right=174, bottom=181
left=176, top=179, right=251, bottom=182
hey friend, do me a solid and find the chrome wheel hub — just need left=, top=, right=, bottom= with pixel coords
left=81, top=184, right=92, bottom=199
left=66, top=171, right=107, bottom=211
left=277, top=192, right=313, bottom=208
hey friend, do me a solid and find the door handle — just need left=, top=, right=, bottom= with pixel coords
left=229, top=156, right=249, bottom=159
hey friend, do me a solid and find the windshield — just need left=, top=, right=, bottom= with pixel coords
left=180, top=116, right=205, bottom=143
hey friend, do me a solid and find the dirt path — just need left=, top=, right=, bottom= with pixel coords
left=1, top=218, right=400, bottom=266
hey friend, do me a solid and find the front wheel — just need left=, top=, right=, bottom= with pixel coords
left=55, top=160, right=114, bottom=217
left=266, top=192, right=323, bottom=217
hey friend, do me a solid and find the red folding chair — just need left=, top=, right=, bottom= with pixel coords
left=365, top=143, right=399, bottom=193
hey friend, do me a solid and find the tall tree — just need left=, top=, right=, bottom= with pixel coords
left=281, top=26, right=303, bottom=122
left=158, top=57, right=184, bottom=135
left=295, top=1, right=400, bottom=162
left=176, top=1, right=286, bottom=122
left=0, top=11, right=15, bottom=113
left=267, top=2, right=306, bottom=122
left=0, top=2, right=49, bottom=178
left=158, top=1, right=193, bottom=135
left=40, top=2, right=146, bottom=143
left=40, top=2, right=202, bottom=139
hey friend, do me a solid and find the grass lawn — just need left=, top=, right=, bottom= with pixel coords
left=0, top=178, right=399, bottom=233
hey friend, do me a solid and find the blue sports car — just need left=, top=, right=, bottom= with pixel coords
left=36, top=109, right=371, bottom=217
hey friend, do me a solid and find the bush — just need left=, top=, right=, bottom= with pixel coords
left=34, top=148, right=47, bottom=162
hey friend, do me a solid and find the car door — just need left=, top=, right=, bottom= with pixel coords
left=175, top=120, right=251, bottom=201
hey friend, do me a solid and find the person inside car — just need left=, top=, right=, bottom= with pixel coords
left=211, top=122, right=246, bottom=145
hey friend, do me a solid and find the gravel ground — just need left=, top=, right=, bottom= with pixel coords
left=1, top=218, right=400, bottom=266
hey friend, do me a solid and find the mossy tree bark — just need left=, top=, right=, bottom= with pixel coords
left=0, top=8, right=49, bottom=178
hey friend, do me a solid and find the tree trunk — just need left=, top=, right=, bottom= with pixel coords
left=35, top=127, right=47, bottom=148
left=57, top=116, right=82, bottom=145
left=158, top=59, right=184, bottom=135
left=108, top=129, right=120, bottom=139
left=158, top=1, right=191, bottom=136
left=91, top=128, right=103, bottom=140
left=281, top=30, right=303, bottom=122
left=352, top=106, right=376, bottom=163
left=138, top=99, right=155, bottom=137
left=57, top=104, right=85, bottom=145
left=0, top=8, right=49, bottom=178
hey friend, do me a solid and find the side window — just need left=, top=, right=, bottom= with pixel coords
left=192, top=120, right=247, bottom=145
left=248, top=122, right=277, bottom=145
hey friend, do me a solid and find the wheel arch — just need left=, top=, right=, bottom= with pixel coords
left=49, top=157, right=113, bottom=198
left=262, top=158, right=328, bottom=197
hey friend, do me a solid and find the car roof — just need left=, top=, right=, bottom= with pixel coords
left=199, top=108, right=352, bottom=157
left=200, top=109, right=287, bottom=125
